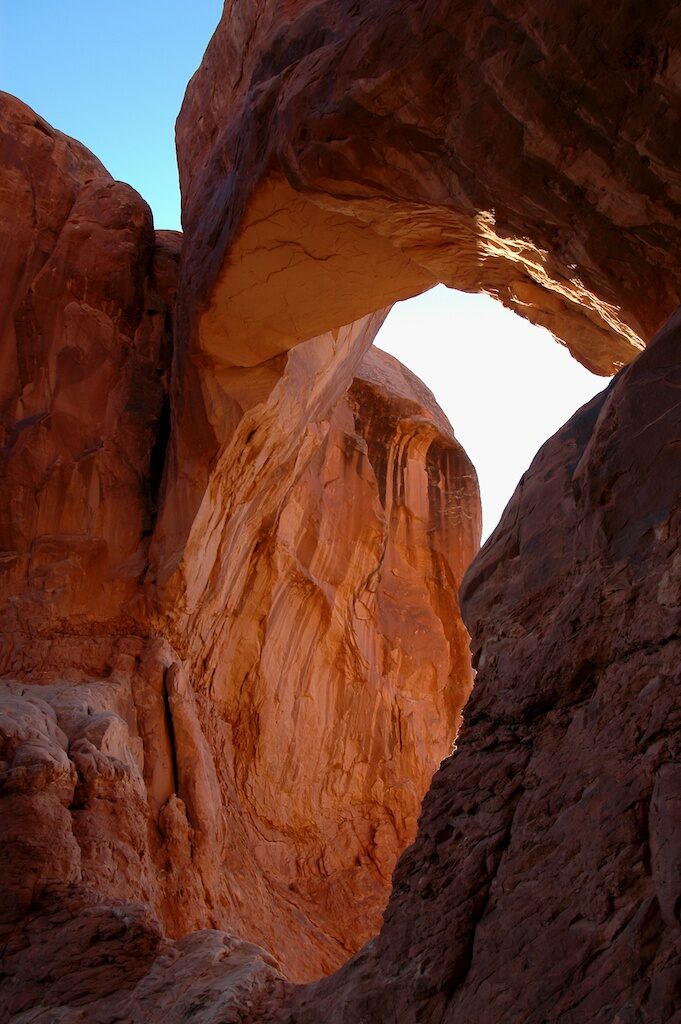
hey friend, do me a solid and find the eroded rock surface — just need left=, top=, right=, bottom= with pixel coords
left=1, top=885, right=285, bottom=1024
left=274, top=301, right=681, bottom=1024
left=176, top=346, right=480, bottom=970
left=178, top=0, right=681, bottom=376
left=0, top=89, right=481, bottom=991
left=3, top=0, right=681, bottom=1018
left=0, top=91, right=179, bottom=640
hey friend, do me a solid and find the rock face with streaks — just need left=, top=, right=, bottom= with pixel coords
left=178, top=345, right=480, bottom=973
left=277, top=302, right=681, bottom=1024
left=2, top=0, right=681, bottom=1020
left=0, top=86, right=481, bottom=998
left=0, top=92, right=179, bottom=641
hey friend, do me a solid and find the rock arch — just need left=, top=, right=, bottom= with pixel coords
left=2, top=1, right=681, bottom=1019
left=160, top=0, right=681, bottom=638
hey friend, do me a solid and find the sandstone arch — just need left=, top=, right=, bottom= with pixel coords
left=0, top=88, right=480, bottom=985
left=176, top=0, right=680, bottom=379
left=161, top=0, right=681, bottom=616
left=157, top=2, right=679, bottom=1018
left=2, top=1, right=681, bottom=1019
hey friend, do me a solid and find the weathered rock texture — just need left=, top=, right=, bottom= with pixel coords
left=0, top=88, right=480, bottom=991
left=3, top=0, right=681, bottom=1019
left=1, top=884, right=286, bottom=1024
left=0, top=92, right=179, bottom=637
left=177, top=0, right=681, bottom=381
left=273, top=300, right=681, bottom=1024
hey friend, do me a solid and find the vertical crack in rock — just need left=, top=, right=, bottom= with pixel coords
left=162, top=664, right=181, bottom=798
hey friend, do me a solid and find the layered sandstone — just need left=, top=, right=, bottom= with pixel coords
left=5, top=305, right=679, bottom=1023
left=278, top=295, right=681, bottom=1024
left=0, top=90, right=481, bottom=990
left=3, top=0, right=681, bottom=1020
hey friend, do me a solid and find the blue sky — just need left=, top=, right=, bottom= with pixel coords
left=1, top=1, right=223, bottom=229
left=1, top=2, right=606, bottom=538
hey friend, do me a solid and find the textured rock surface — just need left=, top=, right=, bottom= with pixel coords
left=174, top=345, right=480, bottom=969
left=1, top=885, right=285, bottom=1024
left=152, top=321, right=480, bottom=977
left=178, top=0, right=681, bottom=377
left=3, top=0, right=681, bottom=1019
left=273, top=303, right=681, bottom=1024
left=0, top=90, right=179, bottom=640
left=0, top=90, right=480, bottom=988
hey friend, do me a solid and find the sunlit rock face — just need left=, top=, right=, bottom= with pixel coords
left=0, top=87, right=481, bottom=1000
left=177, top=0, right=681, bottom=379
left=152, top=327, right=481, bottom=980
left=178, top=345, right=480, bottom=976
left=277, top=287, right=681, bottom=1024
left=3, top=0, right=681, bottom=1017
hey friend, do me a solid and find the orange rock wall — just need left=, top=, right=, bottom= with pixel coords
left=0, top=92, right=179, bottom=642
left=3, top=0, right=681, bottom=1020
left=0, top=91, right=481, bottom=984
left=177, top=348, right=480, bottom=971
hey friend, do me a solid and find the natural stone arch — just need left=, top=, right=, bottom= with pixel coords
left=160, top=0, right=681, bottom=595
left=2, top=1, right=680, bottom=1015
left=141, top=0, right=681, bottom=983
left=176, top=0, right=680, bottom=381
left=0, top=94, right=482, bottom=984
left=144, top=0, right=681, bottom=997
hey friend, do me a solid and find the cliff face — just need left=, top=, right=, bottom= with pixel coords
left=2, top=0, right=681, bottom=1020
left=0, top=89, right=480, bottom=993
left=0, top=92, right=178, bottom=643
left=281, top=302, right=681, bottom=1024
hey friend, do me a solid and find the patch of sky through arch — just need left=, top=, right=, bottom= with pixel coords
left=375, top=286, right=606, bottom=541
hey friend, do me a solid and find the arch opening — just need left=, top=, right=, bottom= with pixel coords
left=375, top=285, right=608, bottom=540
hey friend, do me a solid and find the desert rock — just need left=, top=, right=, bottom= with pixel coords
left=0, top=91, right=179, bottom=640
left=0, top=88, right=481, bottom=987
left=177, top=0, right=681, bottom=379
left=2, top=0, right=681, bottom=1019
left=277, top=296, right=681, bottom=1024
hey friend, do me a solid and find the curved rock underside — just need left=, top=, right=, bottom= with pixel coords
left=1, top=0, right=681, bottom=1021
left=177, top=0, right=681, bottom=381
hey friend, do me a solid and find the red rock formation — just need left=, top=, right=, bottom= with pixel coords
left=4, top=306, right=679, bottom=1023
left=177, top=0, right=681, bottom=380
left=150, top=335, right=480, bottom=978
left=3, top=0, right=681, bottom=1019
left=0, top=88, right=480, bottom=989
left=277, top=299, right=681, bottom=1024
left=1, top=885, right=286, bottom=1024
left=0, top=91, right=179, bottom=641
